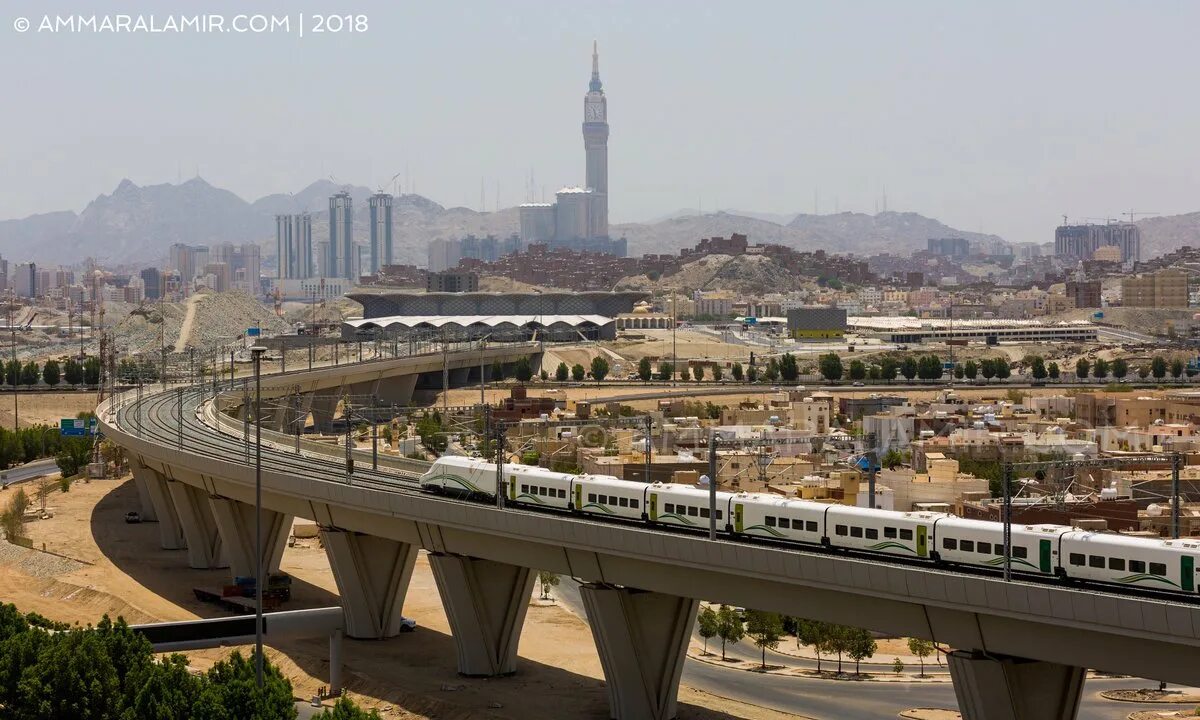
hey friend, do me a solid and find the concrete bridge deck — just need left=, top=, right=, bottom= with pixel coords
left=100, top=347, right=1200, bottom=720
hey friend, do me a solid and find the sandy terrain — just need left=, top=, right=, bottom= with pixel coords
left=0, top=475, right=809, bottom=720
left=0, top=390, right=100, bottom=429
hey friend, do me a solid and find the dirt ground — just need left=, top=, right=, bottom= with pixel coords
left=0, top=476, right=810, bottom=720
left=0, top=390, right=99, bottom=429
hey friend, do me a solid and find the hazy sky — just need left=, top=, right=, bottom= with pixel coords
left=2, top=0, right=1199, bottom=244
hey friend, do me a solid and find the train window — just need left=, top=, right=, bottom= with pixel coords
left=700, top=508, right=709, bottom=519
left=977, top=542, right=991, bottom=555
left=1013, top=546, right=1027, bottom=559
left=1069, top=553, right=1085, bottom=566
left=1130, top=560, right=1146, bottom=573
left=1108, top=558, right=1125, bottom=571
left=631, top=499, right=640, bottom=509
left=943, top=538, right=958, bottom=550
left=589, top=493, right=597, bottom=503
left=961, top=540, right=975, bottom=552
left=1150, top=562, right=1167, bottom=576
left=850, top=527, right=863, bottom=538
left=599, top=494, right=608, bottom=504
left=779, top=518, right=790, bottom=529
left=865, top=528, right=878, bottom=540
left=521, top=485, right=529, bottom=493
left=899, top=529, right=913, bottom=541
left=664, top=503, right=675, bottom=514
left=806, top=521, right=818, bottom=532
left=836, top=525, right=848, bottom=536
left=688, top=506, right=699, bottom=517
left=1088, top=556, right=1104, bottom=569
left=884, top=527, right=897, bottom=539
left=559, top=489, right=566, bottom=499
left=619, top=497, right=629, bottom=508
left=716, top=510, right=723, bottom=520
left=766, top=516, right=777, bottom=527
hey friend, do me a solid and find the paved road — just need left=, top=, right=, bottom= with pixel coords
left=0, top=458, right=58, bottom=488
left=552, top=580, right=1187, bottom=720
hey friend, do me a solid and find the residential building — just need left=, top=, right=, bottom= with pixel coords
left=1122, top=269, right=1188, bottom=308
left=276, top=214, right=313, bottom=279
left=369, top=193, right=393, bottom=275
left=1055, top=223, right=1140, bottom=263
left=328, top=191, right=354, bottom=281
left=426, top=271, right=479, bottom=293
left=1066, top=280, right=1101, bottom=309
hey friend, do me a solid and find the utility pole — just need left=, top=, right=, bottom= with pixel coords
left=671, top=288, right=677, bottom=388
left=1002, top=462, right=1013, bottom=582
left=1172, top=452, right=1181, bottom=539
left=442, top=332, right=449, bottom=414
left=644, top=415, right=652, bottom=483
left=707, top=429, right=718, bottom=541
left=371, top=396, right=378, bottom=471
left=494, top=419, right=505, bottom=510
left=9, top=291, right=17, bottom=430
left=177, top=386, right=184, bottom=450
left=344, top=397, right=354, bottom=483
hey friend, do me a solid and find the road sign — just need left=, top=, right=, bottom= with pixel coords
left=60, top=417, right=97, bottom=437
left=246, top=327, right=261, bottom=337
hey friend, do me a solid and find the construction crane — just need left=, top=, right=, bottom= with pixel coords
left=1125, top=210, right=1158, bottom=223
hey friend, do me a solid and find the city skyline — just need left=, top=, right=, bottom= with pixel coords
left=3, top=1, right=1200, bottom=245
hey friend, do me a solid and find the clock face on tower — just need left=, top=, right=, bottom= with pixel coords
left=586, top=102, right=604, bottom=121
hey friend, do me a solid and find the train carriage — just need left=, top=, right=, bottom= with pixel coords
left=934, top=518, right=1067, bottom=576
left=574, top=475, right=645, bottom=520
left=1059, top=532, right=1200, bottom=593
left=733, top=493, right=826, bottom=544
left=647, top=483, right=730, bottom=529
left=504, top=464, right=574, bottom=511
left=419, top=456, right=500, bottom=498
left=825, top=506, right=946, bottom=558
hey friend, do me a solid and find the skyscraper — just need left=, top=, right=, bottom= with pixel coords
left=328, top=192, right=354, bottom=280
left=276, top=214, right=313, bottom=279
left=369, top=192, right=393, bottom=275
left=582, top=40, right=609, bottom=239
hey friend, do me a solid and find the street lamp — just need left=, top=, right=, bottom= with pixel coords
left=249, top=344, right=267, bottom=689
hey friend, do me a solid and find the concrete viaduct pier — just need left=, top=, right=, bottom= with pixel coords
left=103, top=345, right=1200, bottom=720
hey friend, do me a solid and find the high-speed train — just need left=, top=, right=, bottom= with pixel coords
left=420, top=456, right=1200, bottom=597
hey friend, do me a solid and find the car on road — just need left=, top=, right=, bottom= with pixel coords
left=852, top=381, right=864, bottom=386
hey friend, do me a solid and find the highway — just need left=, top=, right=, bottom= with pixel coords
left=552, top=580, right=1189, bottom=720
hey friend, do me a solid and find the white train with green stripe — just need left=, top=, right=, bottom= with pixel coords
left=420, top=456, right=1200, bottom=597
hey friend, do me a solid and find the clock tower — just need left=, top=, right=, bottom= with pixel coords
left=582, top=41, right=609, bottom=238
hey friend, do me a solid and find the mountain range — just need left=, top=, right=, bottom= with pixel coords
left=2, top=177, right=1197, bottom=268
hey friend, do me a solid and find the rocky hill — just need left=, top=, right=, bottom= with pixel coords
left=1136, top=212, right=1200, bottom=259
left=617, top=253, right=804, bottom=296
left=0, top=177, right=1007, bottom=268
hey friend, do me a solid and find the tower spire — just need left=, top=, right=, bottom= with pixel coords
left=590, top=40, right=603, bottom=92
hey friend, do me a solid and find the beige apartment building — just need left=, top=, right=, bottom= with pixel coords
left=1122, top=269, right=1188, bottom=308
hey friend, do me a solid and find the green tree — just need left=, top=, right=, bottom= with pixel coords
left=555, top=361, right=569, bottom=382
left=1076, top=358, right=1090, bottom=380
left=1152, top=355, right=1168, bottom=379
left=848, top=360, right=866, bottom=381
left=315, top=697, right=384, bottom=720
left=1137, top=364, right=1149, bottom=380
left=536, top=570, right=560, bottom=600
left=963, top=359, right=978, bottom=379
left=818, top=353, right=843, bottom=381
left=730, top=362, right=743, bottom=382
left=879, top=357, right=899, bottom=382
left=892, top=657, right=905, bottom=675
left=796, top=619, right=834, bottom=674
left=1048, top=361, right=1060, bottom=380
left=513, top=356, right=533, bottom=383
left=193, top=651, right=297, bottom=720
left=746, top=365, right=759, bottom=383
left=744, top=610, right=785, bottom=669
left=847, top=628, right=878, bottom=676
left=778, top=353, right=799, bottom=382
left=715, top=605, right=744, bottom=661
left=953, top=364, right=964, bottom=379
left=1171, top=358, right=1185, bottom=379
left=657, top=362, right=673, bottom=381
left=1030, top=356, right=1047, bottom=380
left=882, top=447, right=906, bottom=469
left=590, top=357, right=609, bottom=383
left=907, top=637, right=935, bottom=677
left=490, top=359, right=506, bottom=381
left=20, top=361, right=38, bottom=387
left=571, top=363, right=586, bottom=382
left=697, top=606, right=719, bottom=655
left=679, top=367, right=691, bottom=382
left=900, top=356, right=918, bottom=381
left=711, top=365, right=723, bottom=381
left=689, top=364, right=703, bottom=382
left=83, top=356, right=101, bottom=385
left=994, top=357, right=1011, bottom=380
left=1111, top=357, right=1128, bottom=379
left=1092, top=358, right=1109, bottom=379
left=637, top=356, right=652, bottom=382
left=917, top=355, right=943, bottom=380
left=63, top=358, right=83, bottom=385
left=763, top=358, right=779, bottom=382
left=980, top=358, right=996, bottom=380
left=4, top=359, right=19, bottom=387
left=41, top=360, right=60, bottom=387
